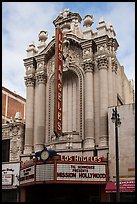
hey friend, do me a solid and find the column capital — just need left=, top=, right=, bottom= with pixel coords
left=111, top=57, right=118, bottom=73
left=96, top=55, right=108, bottom=70
left=82, top=59, right=94, bottom=73
left=35, top=71, right=47, bottom=84
left=24, top=75, right=35, bottom=87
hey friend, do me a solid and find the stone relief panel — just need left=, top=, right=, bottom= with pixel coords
left=47, top=56, right=55, bottom=79
left=2, top=123, right=25, bottom=162
left=66, top=44, right=83, bottom=67
left=10, top=124, right=25, bottom=161
left=46, top=41, right=83, bottom=79
left=97, top=43, right=109, bottom=54
left=73, top=45, right=83, bottom=65
left=25, top=64, right=35, bottom=76
left=36, top=61, right=46, bottom=73
left=83, top=48, right=92, bottom=59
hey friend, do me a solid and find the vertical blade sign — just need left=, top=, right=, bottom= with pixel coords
left=54, top=27, right=63, bottom=137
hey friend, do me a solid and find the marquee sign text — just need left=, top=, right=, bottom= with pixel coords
left=20, top=166, right=34, bottom=184
left=60, top=155, right=103, bottom=163
left=57, top=163, right=107, bottom=182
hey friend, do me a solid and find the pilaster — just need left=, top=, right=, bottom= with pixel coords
left=83, top=59, right=94, bottom=148
left=24, top=58, right=36, bottom=154
left=96, top=55, right=109, bottom=147
left=34, top=55, right=47, bottom=152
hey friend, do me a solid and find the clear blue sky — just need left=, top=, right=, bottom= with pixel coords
left=2, top=2, right=135, bottom=98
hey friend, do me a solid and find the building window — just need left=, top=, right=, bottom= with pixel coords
left=2, top=139, right=10, bottom=162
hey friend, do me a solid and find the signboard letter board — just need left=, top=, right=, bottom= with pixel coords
left=54, top=27, right=63, bottom=137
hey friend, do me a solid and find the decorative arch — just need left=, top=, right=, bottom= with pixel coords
left=47, top=63, right=84, bottom=143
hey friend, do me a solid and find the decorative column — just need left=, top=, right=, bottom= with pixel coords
left=34, top=57, right=47, bottom=152
left=97, top=56, right=109, bottom=147
left=83, top=60, right=94, bottom=148
left=24, top=58, right=35, bottom=154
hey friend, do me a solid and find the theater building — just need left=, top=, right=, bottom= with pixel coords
left=19, top=9, right=134, bottom=202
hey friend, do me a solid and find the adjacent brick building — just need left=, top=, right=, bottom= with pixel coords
left=2, top=86, right=26, bottom=124
left=2, top=87, right=26, bottom=202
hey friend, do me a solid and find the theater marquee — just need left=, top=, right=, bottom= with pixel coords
left=54, top=26, right=63, bottom=137
left=57, top=163, right=107, bottom=182
left=20, top=155, right=108, bottom=186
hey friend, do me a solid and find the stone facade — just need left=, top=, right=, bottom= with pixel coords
left=22, top=9, right=134, bottom=162
left=108, top=104, right=135, bottom=181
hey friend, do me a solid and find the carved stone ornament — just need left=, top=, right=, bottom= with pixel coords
left=39, top=31, right=48, bottom=43
left=83, top=47, right=93, bottom=60
left=96, top=56, right=109, bottom=69
left=10, top=141, right=19, bottom=154
left=63, top=38, right=70, bottom=71
left=53, top=8, right=81, bottom=26
left=47, top=58, right=55, bottom=77
left=83, top=15, right=94, bottom=27
left=82, top=59, right=94, bottom=73
left=35, top=72, right=47, bottom=84
left=24, top=75, right=35, bottom=87
left=111, top=57, right=118, bottom=72
left=37, top=61, right=46, bottom=72
left=25, top=64, right=35, bottom=75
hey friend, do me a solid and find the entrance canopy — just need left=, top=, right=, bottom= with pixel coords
left=105, top=180, right=135, bottom=193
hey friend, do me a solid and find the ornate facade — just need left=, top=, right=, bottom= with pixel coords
left=22, top=9, right=134, bottom=161
left=2, top=120, right=25, bottom=162
left=2, top=9, right=134, bottom=202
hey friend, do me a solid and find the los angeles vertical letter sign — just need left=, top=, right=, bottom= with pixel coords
left=54, top=27, right=63, bottom=137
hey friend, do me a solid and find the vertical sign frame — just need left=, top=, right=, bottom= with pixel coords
left=54, top=26, right=63, bottom=137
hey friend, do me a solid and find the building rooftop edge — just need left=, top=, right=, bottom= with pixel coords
left=2, top=86, right=26, bottom=101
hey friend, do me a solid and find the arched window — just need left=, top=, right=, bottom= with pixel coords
left=62, top=70, right=78, bottom=133
left=47, top=65, right=84, bottom=143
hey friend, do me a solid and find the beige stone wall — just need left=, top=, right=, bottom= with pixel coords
left=108, top=104, right=135, bottom=181
left=117, top=65, right=134, bottom=104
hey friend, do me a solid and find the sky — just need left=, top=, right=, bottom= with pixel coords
left=2, top=2, right=135, bottom=98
